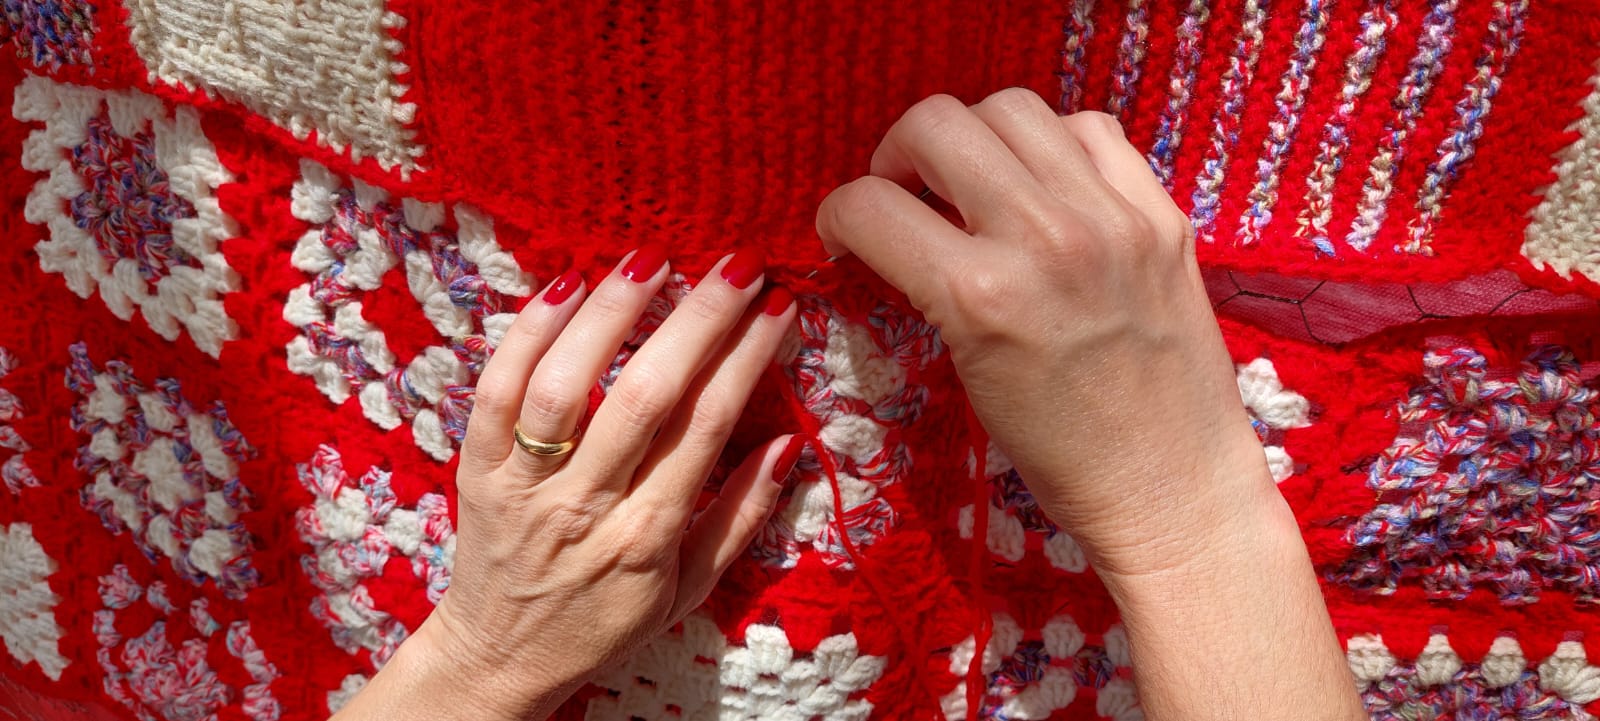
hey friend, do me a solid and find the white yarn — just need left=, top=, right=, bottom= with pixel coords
left=1236, top=358, right=1312, bottom=428
left=188, top=528, right=243, bottom=577
left=587, top=613, right=884, bottom=721
left=94, top=472, right=146, bottom=532
left=327, top=674, right=369, bottom=714
left=454, top=206, right=532, bottom=297
left=1345, top=634, right=1397, bottom=686
left=381, top=509, right=424, bottom=557
left=1540, top=641, right=1600, bottom=705
left=407, top=250, right=473, bottom=338
left=1414, top=634, right=1463, bottom=687
left=132, top=437, right=192, bottom=511
left=143, top=515, right=182, bottom=558
left=0, top=523, right=69, bottom=680
left=818, top=414, right=889, bottom=462
left=186, top=411, right=237, bottom=480
left=88, top=427, right=125, bottom=461
left=86, top=375, right=129, bottom=423
left=1043, top=532, right=1088, bottom=573
left=317, top=488, right=376, bottom=544
left=76, top=365, right=253, bottom=590
left=137, top=392, right=179, bottom=433
left=823, top=320, right=906, bottom=404
left=14, top=76, right=241, bottom=357
left=1007, top=669, right=1078, bottom=719
left=780, top=475, right=875, bottom=544
left=957, top=499, right=1087, bottom=572
left=1097, top=678, right=1145, bottom=721
left=1043, top=617, right=1085, bottom=659
left=122, top=0, right=424, bottom=173
left=1480, top=636, right=1528, bottom=689
left=357, top=382, right=402, bottom=431
left=203, top=490, right=238, bottom=524
left=285, top=336, right=352, bottom=404
left=400, top=198, right=446, bottom=233
left=481, top=312, right=517, bottom=350
left=1235, top=358, right=1312, bottom=483
left=1525, top=58, right=1600, bottom=283
left=410, top=408, right=453, bottom=462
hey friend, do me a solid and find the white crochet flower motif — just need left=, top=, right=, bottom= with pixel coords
left=587, top=613, right=885, bottom=721
left=0, top=523, right=68, bottom=680
left=13, top=76, right=240, bottom=357
left=1235, top=357, right=1312, bottom=483
left=283, top=160, right=532, bottom=461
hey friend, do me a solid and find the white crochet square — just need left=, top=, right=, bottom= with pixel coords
left=121, top=0, right=423, bottom=173
left=12, top=76, right=240, bottom=357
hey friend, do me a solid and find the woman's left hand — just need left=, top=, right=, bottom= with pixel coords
left=331, top=248, right=801, bottom=721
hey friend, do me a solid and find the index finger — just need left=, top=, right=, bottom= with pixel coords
left=815, top=175, right=972, bottom=313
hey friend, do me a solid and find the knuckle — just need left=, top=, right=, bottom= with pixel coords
left=947, top=269, right=1012, bottom=321
left=1102, top=211, right=1157, bottom=253
left=523, top=372, right=581, bottom=421
left=610, top=520, right=674, bottom=570
left=1166, top=208, right=1197, bottom=245
left=980, top=87, right=1047, bottom=119
left=686, top=397, right=739, bottom=441
left=1028, top=208, right=1085, bottom=249
left=825, top=176, right=895, bottom=232
left=676, top=290, right=731, bottom=325
left=606, top=376, right=673, bottom=430
left=583, top=283, right=635, bottom=318
left=899, top=93, right=966, bottom=138
left=538, top=495, right=606, bottom=544
left=468, top=380, right=518, bottom=419
left=1064, top=110, right=1126, bottom=141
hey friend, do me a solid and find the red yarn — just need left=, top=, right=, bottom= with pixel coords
left=6, top=1, right=1600, bottom=719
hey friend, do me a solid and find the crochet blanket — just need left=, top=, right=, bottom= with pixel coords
left=4, top=1, right=1600, bottom=719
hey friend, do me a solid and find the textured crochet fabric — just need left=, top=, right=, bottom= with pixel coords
left=4, top=1, right=1600, bottom=720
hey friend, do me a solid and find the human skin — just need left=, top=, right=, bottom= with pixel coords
left=331, top=88, right=1367, bottom=721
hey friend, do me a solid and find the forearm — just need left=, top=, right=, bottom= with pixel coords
left=329, top=618, right=580, bottom=721
left=1094, top=470, right=1366, bottom=721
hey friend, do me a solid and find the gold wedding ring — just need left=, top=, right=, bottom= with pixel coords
left=512, top=422, right=581, bottom=457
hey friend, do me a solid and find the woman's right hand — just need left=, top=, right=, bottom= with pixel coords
left=817, top=88, right=1367, bottom=721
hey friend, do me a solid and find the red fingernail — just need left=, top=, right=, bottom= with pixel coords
left=720, top=249, right=766, bottom=289
left=541, top=269, right=582, bottom=305
left=772, top=435, right=807, bottom=485
left=761, top=285, right=794, bottom=316
left=621, top=244, right=669, bottom=282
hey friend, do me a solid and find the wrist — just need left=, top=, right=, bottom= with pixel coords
left=1090, top=477, right=1306, bottom=609
left=331, top=612, right=582, bottom=721
left=1065, top=430, right=1291, bottom=584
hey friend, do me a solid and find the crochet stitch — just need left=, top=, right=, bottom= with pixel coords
left=0, top=0, right=94, bottom=71
left=5, top=2, right=1600, bottom=719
